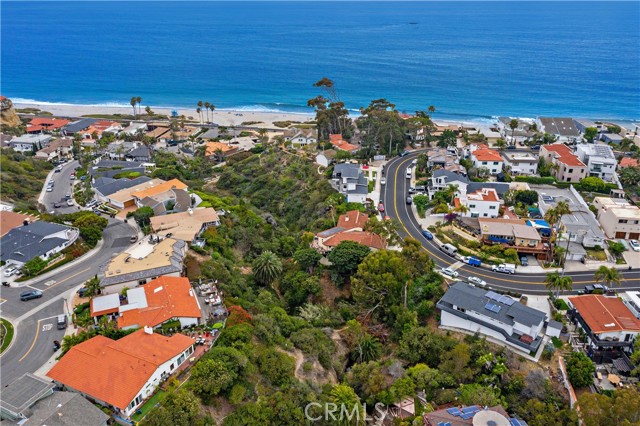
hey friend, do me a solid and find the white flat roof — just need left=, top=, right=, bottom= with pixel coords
left=92, top=293, right=120, bottom=313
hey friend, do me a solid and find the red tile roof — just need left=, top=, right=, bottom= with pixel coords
left=117, top=276, right=201, bottom=329
left=468, top=188, right=500, bottom=202
left=336, top=210, right=369, bottom=230
left=324, top=231, right=385, bottom=250
left=26, top=118, right=70, bottom=133
left=541, top=144, right=585, bottom=167
left=568, top=295, right=640, bottom=334
left=619, top=157, right=639, bottom=168
left=472, top=148, right=503, bottom=162
left=47, top=329, right=194, bottom=410
left=330, top=134, right=359, bottom=152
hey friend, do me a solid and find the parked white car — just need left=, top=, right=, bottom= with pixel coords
left=630, top=240, right=640, bottom=252
left=4, top=266, right=19, bottom=277
left=468, top=276, right=487, bottom=287
left=380, top=177, right=386, bottom=185
left=440, top=267, right=459, bottom=278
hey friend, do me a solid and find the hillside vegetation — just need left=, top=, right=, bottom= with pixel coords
left=0, top=152, right=52, bottom=211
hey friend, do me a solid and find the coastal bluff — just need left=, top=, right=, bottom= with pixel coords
left=1, top=96, right=22, bottom=128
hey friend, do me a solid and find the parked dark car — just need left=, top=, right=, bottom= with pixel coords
left=406, top=196, right=413, bottom=205
left=506, top=145, right=516, bottom=150
left=77, top=287, right=88, bottom=297
left=530, top=144, right=540, bottom=151
left=53, top=202, right=61, bottom=208
left=20, top=290, right=43, bottom=301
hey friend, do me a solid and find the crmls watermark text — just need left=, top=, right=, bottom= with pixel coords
left=304, top=402, right=388, bottom=422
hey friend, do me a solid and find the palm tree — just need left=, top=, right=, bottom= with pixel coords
left=509, top=118, right=519, bottom=145
left=555, top=201, right=571, bottom=217
left=545, top=271, right=573, bottom=297
left=196, top=107, right=201, bottom=124
left=454, top=203, right=469, bottom=216
left=428, top=105, right=436, bottom=117
left=252, top=250, right=283, bottom=287
left=204, top=101, right=210, bottom=123
left=130, top=97, right=137, bottom=118
left=352, top=334, right=381, bottom=364
left=197, top=100, right=203, bottom=123
left=209, top=103, right=216, bottom=121
left=329, top=384, right=365, bottom=426
left=594, top=266, right=622, bottom=288
left=495, top=138, right=507, bottom=151
left=84, top=275, right=102, bottom=298
left=136, top=97, right=142, bottom=116
left=544, top=207, right=559, bottom=227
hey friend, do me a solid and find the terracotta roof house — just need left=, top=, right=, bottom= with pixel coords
left=149, top=207, right=220, bottom=243
left=90, top=276, right=202, bottom=330
left=0, top=211, right=37, bottom=237
left=47, top=327, right=195, bottom=418
left=539, top=143, right=587, bottom=182
left=314, top=211, right=385, bottom=252
left=330, top=134, right=359, bottom=153
left=204, top=141, right=242, bottom=160
left=470, top=147, right=504, bottom=175
left=568, top=295, right=640, bottom=357
left=138, top=188, right=192, bottom=215
left=619, top=157, right=639, bottom=168
left=26, top=118, right=70, bottom=134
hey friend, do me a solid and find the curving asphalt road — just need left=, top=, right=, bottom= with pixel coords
left=381, top=151, right=640, bottom=295
left=1, top=160, right=137, bottom=385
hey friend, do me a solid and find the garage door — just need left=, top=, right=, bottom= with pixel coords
left=615, top=231, right=627, bottom=239
left=630, top=233, right=640, bottom=240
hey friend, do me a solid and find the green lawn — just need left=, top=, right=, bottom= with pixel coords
left=1, top=318, right=15, bottom=353
left=132, top=390, right=166, bottom=423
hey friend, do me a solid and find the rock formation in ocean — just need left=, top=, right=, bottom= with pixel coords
left=1, top=96, right=22, bottom=128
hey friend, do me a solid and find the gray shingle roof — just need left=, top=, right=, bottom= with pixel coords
left=0, top=373, right=54, bottom=417
left=333, top=163, right=361, bottom=179
left=0, top=222, right=74, bottom=264
left=438, top=282, right=546, bottom=327
left=126, top=146, right=151, bottom=159
left=94, top=176, right=151, bottom=197
left=467, top=182, right=510, bottom=197
left=432, top=169, right=470, bottom=184
left=25, top=392, right=110, bottom=426
left=63, top=118, right=96, bottom=134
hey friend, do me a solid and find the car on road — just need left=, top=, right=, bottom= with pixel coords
left=462, top=256, right=482, bottom=266
left=92, top=208, right=102, bottom=215
left=4, top=265, right=19, bottom=276
left=506, top=145, right=516, bottom=150
left=530, top=144, right=540, bottom=151
left=400, top=150, right=410, bottom=157
left=54, top=166, right=62, bottom=173
left=630, top=240, right=640, bottom=252
left=69, top=175, right=75, bottom=180
left=411, top=158, right=418, bottom=165
left=86, top=199, right=99, bottom=209
left=380, top=177, right=386, bottom=185
left=520, top=256, right=529, bottom=266
left=377, top=202, right=385, bottom=213
left=440, top=267, right=459, bottom=278
left=66, top=199, right=74, bottom=206
left=421, top=230, right=433, bottom=240
left=20, top=290, right=43, bottom=301
left=130, top=235, right=138, bottom=243
left=491, top=263, right=516, bottom=274
left=53, top=202, right=61, bottom=208
left=46, top=186, right=53, bottom=192
left=406, top=196, right=412, bottom=205
left=468, top=276, right=487, bottom=287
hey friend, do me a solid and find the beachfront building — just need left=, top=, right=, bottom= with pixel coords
left=536, top=117, right=581, bottom=144
left=313, top=211, right=384, bottom=253
left=285, top=128, right=318, bottom=147
left=121, top=122, right=148, bottom=136
left=90, top=276, right=202, bottom=330
left=9, top=134, right=53, bottom=153
left=26, top=118, right=70, bottom=134
left=592, top=197, right=640, bottom=239
left=496, top=117, right=537, bottom=144
left=62, top=118, right=97, bottom=136
left=99, top=237, right=187, bottom=294
left=454, top=187, right=502, bottom=218
left=539, top=143, right=587, bottom=182
left=331, top=163, right=368, bottom=203
left=0, top=221, right=78, bottom=267
left=149, top=208, right=221, bottom=243
left=437, top=282, right=548, bottom=353
left=502, top=152, right=538, bottom=176
left=575, top=143, right=617, bottom=181
left=568, top=295, right=640, bottom=360
left=47, top=327, right=195, bottom=418
left=468, top=144, right=503, bottom=175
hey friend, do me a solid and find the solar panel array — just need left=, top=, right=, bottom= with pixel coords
left=445, top=406, right=480, bottom=422
left=510, top=418, right=529, bottom=426
left=485, top=303, right=502, bottom=313
left=485, top=291, right=515, bottom=306
left=437, top=422, right=452, bottom=426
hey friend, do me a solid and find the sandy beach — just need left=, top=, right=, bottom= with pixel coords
left=13, top=102, right=315, bottom=128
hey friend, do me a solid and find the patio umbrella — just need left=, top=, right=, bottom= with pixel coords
left=608, top=374, right=621, bottom=385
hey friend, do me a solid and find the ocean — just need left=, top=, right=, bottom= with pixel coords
left=2, top=1, right=639, bottom=121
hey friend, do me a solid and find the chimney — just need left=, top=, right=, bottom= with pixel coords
left=144, top=326, right=153, bottom=335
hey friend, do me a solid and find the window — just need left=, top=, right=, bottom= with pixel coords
left=563, top=167, right=567, bottom=172
left=469, top=204, right=476, bottom=208
left=483, top=213, right=488, bottom=217
left=471, top=213, right=479, bottom=218
left=138, top=279, right=147, bottom=285
left=567, top=178, right=571, bottom=182
left=489, top=206, right=496, bottom=210
left=619, top=219, right=628, bottom=224
left=493, top=162, right=498, bottom=165
left=482, top=161, right=487, bottom=165
left=568, top=168, right=573, bottom=173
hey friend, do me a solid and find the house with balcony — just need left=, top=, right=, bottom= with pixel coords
left=9, top=134, right=53, bottom=153
left=469, top=145, right=504, bottom=175
left=437, top=282, right=548, bottom=354
left=497, top=117, right=537, bottom=144
left=575, top=143, right=617, bottom=181
left=502, top=152, right=538, bottom=176
left=428, top=169, right=469, bottom=199
left=537, top=117, right=581, bottom=144
left=568, top=295, right=640, bottom=361
left=539, top=143, right=587, bottom=182
left=149, top=208, right=220, bottom=243
left=478, top=218, right=550, bottom=260
left=593, top=197, right=640, bottom=239
left=331, top=163, right=368, bottom=203
left=47, top=327, right=196, bottom=419
left=455, top=188, right=502, bottom=218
